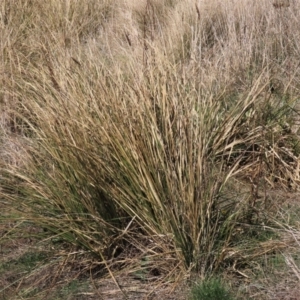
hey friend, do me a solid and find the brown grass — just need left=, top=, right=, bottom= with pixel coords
left=1, top=0, right=300, bottom=299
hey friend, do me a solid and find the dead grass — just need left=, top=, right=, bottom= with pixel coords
left=1, top=0, right=300, bottom=299
left=1, top=193, right=300, bottom=298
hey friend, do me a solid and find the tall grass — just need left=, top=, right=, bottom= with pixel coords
left=1, top=0, right=300, bottom=286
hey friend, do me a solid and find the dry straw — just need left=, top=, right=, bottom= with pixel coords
left=1, top=0, right=300, bottom=298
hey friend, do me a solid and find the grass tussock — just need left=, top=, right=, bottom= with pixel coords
left=1, top=0, right=300, bottom=298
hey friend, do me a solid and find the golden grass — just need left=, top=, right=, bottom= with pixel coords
left=1, top=0, right=300, bottom=298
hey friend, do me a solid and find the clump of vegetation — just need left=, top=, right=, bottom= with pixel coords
left=1, top=0, right=300, bottom=298
left=190, top=277, right=235, bottom=300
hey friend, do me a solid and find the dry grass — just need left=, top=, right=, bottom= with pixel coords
left=1, top=0, right=300, bottom=299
